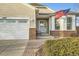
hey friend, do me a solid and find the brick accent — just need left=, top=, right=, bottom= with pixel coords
left=76, top=27, right=79, bottom=35
left=29, top=28, right=36, bottom=40
left=50, top=31, right=76, bottom=37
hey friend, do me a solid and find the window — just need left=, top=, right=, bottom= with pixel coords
left=18, top=20, right=27, bottom=23
left=55, top=19, right=60, bottom=30
left=67, top=17, right=72, bottom=30
left=6, top=19, right=16, bottom=23
left=0, top=20, right=4, bottom=23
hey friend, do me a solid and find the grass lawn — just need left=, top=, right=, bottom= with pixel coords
left=37, top=37, right=79, bottom=56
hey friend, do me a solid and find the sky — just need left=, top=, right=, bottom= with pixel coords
left=42, top=3, right=78, bottom=11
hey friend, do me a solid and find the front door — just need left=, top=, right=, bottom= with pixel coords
left=37, top=20, right=48, bottom=35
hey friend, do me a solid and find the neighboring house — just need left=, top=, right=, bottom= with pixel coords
left=0, top=3, right=78, bottom=40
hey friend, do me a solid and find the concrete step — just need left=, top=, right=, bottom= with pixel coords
left=37, top=35, right=54, bottom=39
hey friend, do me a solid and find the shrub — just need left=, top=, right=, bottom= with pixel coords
left=37, top=37, right=79, bottom=56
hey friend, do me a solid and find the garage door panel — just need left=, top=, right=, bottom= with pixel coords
left=0, top=19, right=29, bottom=40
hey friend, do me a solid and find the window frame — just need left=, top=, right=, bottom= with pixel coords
left=66, top=16, right=72, bottom=30
left=0, top=19, right=5, bottom=23
left=5, top=19, right=16, bottom=23
left=55, top=19, right=60, bottom=30
left=18, top=19, right=28, bottom=23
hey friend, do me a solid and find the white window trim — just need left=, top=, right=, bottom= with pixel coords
left=65, top=15, right=76, bottom=31
left=7, top=17, right=29, bottom=19
left=51, top=16, right=55, bottom=31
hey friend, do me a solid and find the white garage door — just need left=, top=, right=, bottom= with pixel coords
left=0, top=18, right=29, bottom=40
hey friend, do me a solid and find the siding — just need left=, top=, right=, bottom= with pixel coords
left=0, top=3, right=36, bottom=28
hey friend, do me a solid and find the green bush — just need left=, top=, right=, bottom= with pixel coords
left=38, top=37, right=79, bottom=56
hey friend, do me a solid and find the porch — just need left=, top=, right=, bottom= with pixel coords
left=36, top=11, right=79, bottom=39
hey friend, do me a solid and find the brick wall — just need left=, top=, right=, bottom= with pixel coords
left=50, top=31, right=76, bottom=37
left=29, top=28, right=36, bottom=40
left=76, top=27, right=79, bottom=36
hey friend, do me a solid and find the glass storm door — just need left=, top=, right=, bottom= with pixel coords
left=38, top=20, right=48, bottom=34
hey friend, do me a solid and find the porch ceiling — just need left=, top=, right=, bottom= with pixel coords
left=36, top=13, right=52, bottom=18
left=37, top=12, right=79, bottom=19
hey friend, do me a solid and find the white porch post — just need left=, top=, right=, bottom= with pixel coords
left=59, top=16, right=67, bottom=30
left=72, top=15, right=76, bottom=31
left=60, top=18, right=64, bottom=30
left=51, top=16, right=55, bottom=31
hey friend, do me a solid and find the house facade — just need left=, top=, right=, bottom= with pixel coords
left=29, top=3, right=78, bottom=39
left=0, top=3, right=78, bottom=40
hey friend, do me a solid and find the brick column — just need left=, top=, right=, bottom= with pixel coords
left=29, top=28, right=36, bottom=40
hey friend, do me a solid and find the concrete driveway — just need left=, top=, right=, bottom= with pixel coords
left=0, top=40, right=28, bottom=56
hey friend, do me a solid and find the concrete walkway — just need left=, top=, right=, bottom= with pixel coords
left=0, top=36, right=55, bottom=56
left=23, top=40, right=46, bottom=56
left=0, top=40, right=28, bottom=56
left=23, top=35, right=55, bottom=56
